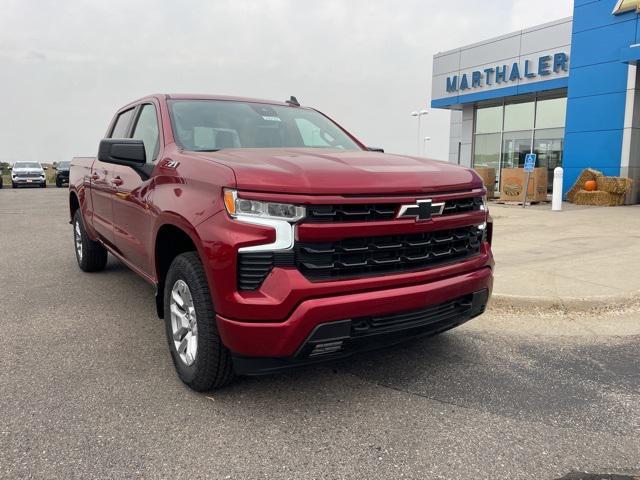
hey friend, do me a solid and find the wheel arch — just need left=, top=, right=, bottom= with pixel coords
left=153, top=218, right=206, bottom=319
left=69, top=191, right=80, bottom=222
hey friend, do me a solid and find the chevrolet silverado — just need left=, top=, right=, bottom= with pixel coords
left=69, top=94, right=494, bottom=391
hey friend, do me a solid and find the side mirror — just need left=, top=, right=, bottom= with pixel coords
left=98, top=139, right=146, bottom=167
left=367, top=147, right=384, bottom=153
left=43, top=166, right=48, bottom=171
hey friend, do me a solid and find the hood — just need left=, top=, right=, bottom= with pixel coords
left=193, top=148, right=482, bottom=195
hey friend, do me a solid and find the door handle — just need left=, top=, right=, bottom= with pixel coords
left=111, top=177, right=123, bottom=186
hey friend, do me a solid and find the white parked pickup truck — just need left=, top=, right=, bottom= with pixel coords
left=11, top=162, right=47, bottom=188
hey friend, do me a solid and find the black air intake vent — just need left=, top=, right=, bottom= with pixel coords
left=237, top=251, right=295, bottom=291
left=237, top=253, right=274, bottom=291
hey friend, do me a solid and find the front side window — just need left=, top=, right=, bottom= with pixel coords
left=132, top=104, right=160, bottom=162
left=110, top=108, right=135, bottom=138
left=168, top=100, right=362, bottom=152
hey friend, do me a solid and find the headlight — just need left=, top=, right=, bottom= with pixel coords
left=224, top=189, right=305, bottom=223
left=479, top=194, right=487, bottom=212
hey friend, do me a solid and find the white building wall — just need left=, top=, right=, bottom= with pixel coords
left=448, top=110, right=462, bottom=164
left=447, top=106, right=474, bottom=167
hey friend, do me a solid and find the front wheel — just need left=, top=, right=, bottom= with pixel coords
left=41, top=182, right=46, bottom=188
left=73, top=210, right=107, bottom=272
left=164, top=252, right=234, bottom=391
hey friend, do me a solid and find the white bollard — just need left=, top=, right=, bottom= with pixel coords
left=552, top=166, right=563, bottom=211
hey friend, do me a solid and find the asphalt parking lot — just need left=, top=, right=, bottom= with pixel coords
left=1, top=188, right=639, bottom=480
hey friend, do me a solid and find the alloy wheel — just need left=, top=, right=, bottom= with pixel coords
left=170, top=279, right=198, bottom=366
left=74, top=221, right=83, bottom=261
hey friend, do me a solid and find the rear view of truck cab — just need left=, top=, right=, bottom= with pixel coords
left=68, top=94, right=493, bottom=392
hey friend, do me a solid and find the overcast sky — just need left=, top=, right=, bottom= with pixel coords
left=0, top=0, right=572, bottom=164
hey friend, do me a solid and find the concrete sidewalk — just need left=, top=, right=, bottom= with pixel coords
left=489, top=201, right=640, bottom=311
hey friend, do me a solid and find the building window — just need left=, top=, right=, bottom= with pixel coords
left=473, top=133, right=502, bottom=175
left=534, top=127, right=564, bottom=190
left=504, top=101, right=534, bottom=132
left=502, top=130, right=532, bottom=169
left=475, top=105, right=502, bottom=134
left=535, top=97, right=566, bottom=129
left=472, top=93, right=566, bottom=192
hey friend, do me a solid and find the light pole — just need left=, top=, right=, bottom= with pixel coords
left=423, top=137, right=431, bottom=158
left=411, top=110, right=429, bottom=155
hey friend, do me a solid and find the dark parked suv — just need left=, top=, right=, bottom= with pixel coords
left=55, top=161, right=70, bottom=187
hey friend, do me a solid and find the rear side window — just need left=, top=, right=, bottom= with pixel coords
left=110, top=108, right=135, bottom=138
left=132, top=104, right=160, bottom=162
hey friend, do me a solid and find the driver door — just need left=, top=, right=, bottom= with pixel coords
left=111, top=102, right=161, bottom=277
left=91, top=107, right=136, bottom=245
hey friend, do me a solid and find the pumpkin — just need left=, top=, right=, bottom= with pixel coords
left=584, top=180, right=597, bottom=192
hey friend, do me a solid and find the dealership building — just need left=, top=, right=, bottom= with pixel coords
left=431, top=0, right=640, bottom=203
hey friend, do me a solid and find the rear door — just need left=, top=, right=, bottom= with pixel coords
left=91, top=108, right=135, bottom=245
left=111, top=101, right=162, bottom=277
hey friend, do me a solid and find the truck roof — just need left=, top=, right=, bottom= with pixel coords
left=124, top=94, right=294, bottom=108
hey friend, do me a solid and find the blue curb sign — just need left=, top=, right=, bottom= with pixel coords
left=524, top=153, right=536, bottom=172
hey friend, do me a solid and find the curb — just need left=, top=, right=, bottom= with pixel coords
left=489, top=291, right=640, bottom=314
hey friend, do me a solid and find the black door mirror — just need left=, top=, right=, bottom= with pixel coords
left=98, top=139, right=146, bottom=167
left=367, top=147, right=384, bottom=153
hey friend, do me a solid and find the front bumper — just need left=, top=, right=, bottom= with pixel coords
left=217, top=265, right=492, bottom=373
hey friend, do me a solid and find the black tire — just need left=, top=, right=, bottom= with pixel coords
left=56, top=179, right=62, bottom=188
left=41, top=182, right=46, bottom=188
left=164, top=252, right=234, bottom=391
left=12, top=182, right=17, bottom=188
left=73, top=209, right=108, bottom=272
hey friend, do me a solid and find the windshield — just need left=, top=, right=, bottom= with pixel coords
left=58, top=161, right=70, bottom=169
left=14, top=162, right=41, bottom=169
left=168, top=100, right=362, bottom=152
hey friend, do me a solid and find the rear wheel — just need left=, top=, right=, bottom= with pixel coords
left=73, top=209, right=107, bottom=272
left=164, top=252, right=234, bottom=391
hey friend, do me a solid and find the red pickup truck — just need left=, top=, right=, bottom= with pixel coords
left=69, top=94, right=494, bottom=391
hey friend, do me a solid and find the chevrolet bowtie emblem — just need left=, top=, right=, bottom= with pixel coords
left=396, top=199, right=445, bottom=222
left=613, top=0, right=640, bottom=14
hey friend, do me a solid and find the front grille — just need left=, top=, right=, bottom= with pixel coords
left=350, top=294, right=475, bottom=337
left=306, top=196, right=483, bottom=223
left=294, top=225, right=483, bottom=281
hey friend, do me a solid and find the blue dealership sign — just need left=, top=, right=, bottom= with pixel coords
left=445, top=52, right=569, bottom=93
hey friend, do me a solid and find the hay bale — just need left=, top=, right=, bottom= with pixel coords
left=596, top=176, right=632, bottom=195
left=572, top=190, right=625, bottom=206
left=567, top=168, right=604, bottom=202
